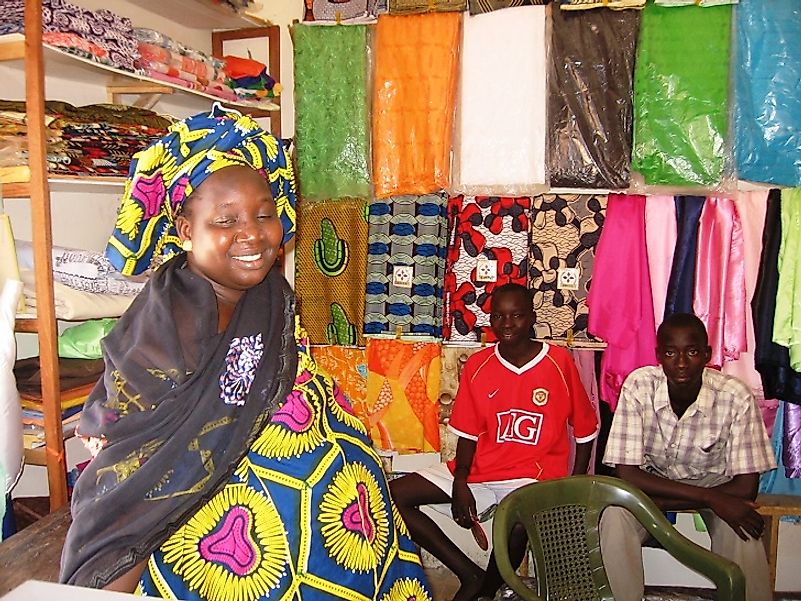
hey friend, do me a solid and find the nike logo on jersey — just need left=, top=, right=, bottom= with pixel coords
left=488, top=389, right=499, bottom=398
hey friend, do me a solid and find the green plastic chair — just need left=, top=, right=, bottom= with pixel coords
left=492, top=475, right=745, bottom=601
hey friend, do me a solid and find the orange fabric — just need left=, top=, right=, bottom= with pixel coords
left=310, top=345, right=368, bottom=426
left=365, top=339, right=441, bottom=453
left=223, top=55, right=266, bottom=78
left=371, top=13, right=461, bottom=199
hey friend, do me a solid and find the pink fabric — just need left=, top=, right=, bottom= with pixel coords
left=571, top=348, right=600, bottom=473
left=644, top=195, right=677, bottom=330
left=720, top=191, right=778, bottom=434
left=587, top=194, right=657, bottom=410
left=693, top=197, right=747, bottom=369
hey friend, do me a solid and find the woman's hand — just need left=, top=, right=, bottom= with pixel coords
left=451, top=479, right=477, bottom=529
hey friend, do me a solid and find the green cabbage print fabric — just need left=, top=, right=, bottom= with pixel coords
left=293, top=24, right=371, bottom=200
left=632, top=2, right=732, bottom=186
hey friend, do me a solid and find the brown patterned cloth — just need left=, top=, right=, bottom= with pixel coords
left=468, top=0, right=549, bottom=15
left=389, top=0, right=466, bottom=14
left=528, top=193, right=607, bottom=348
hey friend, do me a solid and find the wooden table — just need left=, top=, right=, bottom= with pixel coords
left=755, top=494, right=801, bottom=591
left=0, top=506, right=72, bottom=595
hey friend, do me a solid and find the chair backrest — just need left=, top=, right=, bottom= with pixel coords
left=492, top=475, right=746, bottom=601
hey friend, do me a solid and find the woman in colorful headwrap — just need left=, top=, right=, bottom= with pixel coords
left=59, top=105, right=431, bottom=601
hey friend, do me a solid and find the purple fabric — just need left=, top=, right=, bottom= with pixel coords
left=785, top=401, right=801, bottom=478
left=0, top=0, right=138, bottom=72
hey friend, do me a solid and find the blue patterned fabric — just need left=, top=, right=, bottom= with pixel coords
left=364, top=195, right=447, bottom=337
left=735, top=0, right=801, bottom=187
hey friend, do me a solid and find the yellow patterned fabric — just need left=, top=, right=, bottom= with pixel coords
left=311, top=345, right=369, bottom=426
left=365, top=338, right=441, bottom=453
left=106, top=104, right=297, bottom=276
left=137, top=324, right=432, bottom=600
left=295, top=199, right=368, bottom=345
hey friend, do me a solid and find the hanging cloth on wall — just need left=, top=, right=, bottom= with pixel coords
left=452, top=5, right=546, bottom=195
left=310, top=345, right=368, bottom=424
left=528, top=193, right=607, bottom=347
left=735, top=0, right=801, bottom=187
left=558, top=0, right=645, bottom=9
left=548, top=7, right=639, bottom=190
left=365, top=338, right=441, bottom=453
left=664, top=196, right=705, bottom=317
left=644, top=195, right=676, bottom=330
left=295, top=199, right=368, bottom=346
left=773, top=188, right=801, bottom=372
left=438, top=346, right=482, bottom=461
left=587, top=194, right=657, bottom=410
left=388, top=0, right=466, bottom=14
left=303, top=0, right=370, bottom=21
left=693, top=198, right=747, bottom=369
left=631, top=2, right=732, bottom=186
left=364, top=194, right=447, bottom=338
left=752, top=190, right=801, bottom=405
left=443, top=195, right=530, bottom=343
left=372, top=13, right=460, bottom=199
left=722, top=192, right=776, bottom=422
left=656, top=0, right=736, bottom=5
left=759, top=402, right=801, bottom=494
left=468, top=0, right=549, bottom=14
left=293, top=25, right=371, bottom=201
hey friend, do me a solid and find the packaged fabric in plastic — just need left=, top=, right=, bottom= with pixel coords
left=452, top=6, right=546, bottom=196
left=58, top=318, right=117, bottom=360
left=295, top=199, right=368, bottom=346
left=559, top=0, right=645, bottom=9
left=468, top=0, right=548, bottom=15
left=548, top=7, right=639, bottom=189
left=372, top=13, right=461, bottom=199
left=293, top=24, right=371, bottom=201
left=656, top=0, right=734, bottom=4
left=631, top=2, right=732, bottom=187
left=735, top=0, right=801, bottom=187
left=303, top=0, right=370, bottom=22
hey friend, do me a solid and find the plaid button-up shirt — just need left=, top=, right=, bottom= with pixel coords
left=604, top=366, right=776, bottom=481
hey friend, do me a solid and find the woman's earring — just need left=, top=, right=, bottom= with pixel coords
left=181, top=239, right=193, bottom=252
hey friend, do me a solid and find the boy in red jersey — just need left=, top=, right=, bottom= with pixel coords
left=390, top=283, right=599, bottom=601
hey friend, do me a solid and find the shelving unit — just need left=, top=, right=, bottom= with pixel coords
left=3, top=0, right=282, bottom=511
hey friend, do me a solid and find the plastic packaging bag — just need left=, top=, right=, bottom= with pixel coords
left=58, top=318, right=117, bottom=360
left=734, top=0, right=801, bottom=187
left=548, top=7, right=639, bottom=189
left=293, top=24, right=371, bottom=201
left=631, top=2, right=732, bottom=187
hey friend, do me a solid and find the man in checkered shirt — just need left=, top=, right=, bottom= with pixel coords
left=601, top=313, right=776, bottom=601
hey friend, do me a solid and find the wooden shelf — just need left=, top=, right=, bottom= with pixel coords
left=3, top=174, right=127, bottom=198
left=0, top=34, right=280, bottom=112
left=133, top=0, right=269, bottom=30
left=14, top=316, right=38, bottom=332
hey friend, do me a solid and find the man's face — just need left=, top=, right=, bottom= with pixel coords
left=489, top=290, right=534, bottom=346
left=656, top=325, right=711, bottom=391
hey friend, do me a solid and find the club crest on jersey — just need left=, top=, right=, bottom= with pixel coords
left=532, top=388, right=549, bottom=406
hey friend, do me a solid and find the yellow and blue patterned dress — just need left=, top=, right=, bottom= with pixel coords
left=137, top=327, right=430, bottom=601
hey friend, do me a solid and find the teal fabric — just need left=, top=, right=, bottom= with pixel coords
left=632, top=2, right=732, bottom=186
left=58, top=318, right=117, bottom=359
left=293, top=25, right=371, bottom=201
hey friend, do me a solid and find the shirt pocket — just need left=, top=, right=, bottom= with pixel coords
left=693, top=436, right=727, bottom=474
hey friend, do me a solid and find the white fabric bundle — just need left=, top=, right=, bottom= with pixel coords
left=0, top=279, right=23, bottom=495
left=452, top=6, right=547, bottom=195
left=20, top=269, right=134, bottom=320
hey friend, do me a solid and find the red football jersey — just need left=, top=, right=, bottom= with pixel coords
left=447, top=343, right=598, bottom=482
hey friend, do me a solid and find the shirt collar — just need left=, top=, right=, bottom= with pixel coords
left=653, top=367, right=713, bottom=418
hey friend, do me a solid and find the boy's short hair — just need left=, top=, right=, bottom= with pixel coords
left=491, top=283, right=534, bottom=309
left=656, top=313, right=708, bottom=346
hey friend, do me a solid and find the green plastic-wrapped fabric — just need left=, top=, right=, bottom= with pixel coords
left=632, top=2, right=732, bottom=186
left=58, top=318, right=117, bottom=359
left=293, top=25, right=371, bottom=201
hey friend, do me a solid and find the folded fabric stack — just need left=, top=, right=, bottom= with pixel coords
left=224, top=54, right=281, bottom=102
left=0, top=100, right=171, bottom=179
left=16, top=240, right=147, bottom=297
left=133, top=28, right=234, bottom=102
left=0, top=0, right=139, bottom=72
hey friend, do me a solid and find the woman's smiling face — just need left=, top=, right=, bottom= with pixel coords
left=177, top=166, right=283, bottom=305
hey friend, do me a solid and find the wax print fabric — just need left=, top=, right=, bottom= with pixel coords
left=295, top=199, right=368, bottom=346
left=303, top=0, right=370, bottom=21
left=453, top=6, right=546, bottom=195
left=293, top=25, right=371, bottom=200
left=365, top=194, right=447, bottom=338
left=438, top=346, right=482, bottom=461
left=310, top=345, right=368, bottom=426
left=365, top=339, right=441, bottom=454
left=444, top=195, right=531, bottom=343
left=388, top=0, right=466, bottom=14
left=632, top=2, right=732, bottom=186
left=735, top=0, right=801, bottom=187
left=548, top=7, right=639, bottom=189
left=528, top=193, right=607, bottom=347
left=372, top=13, right=460, bottom=198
